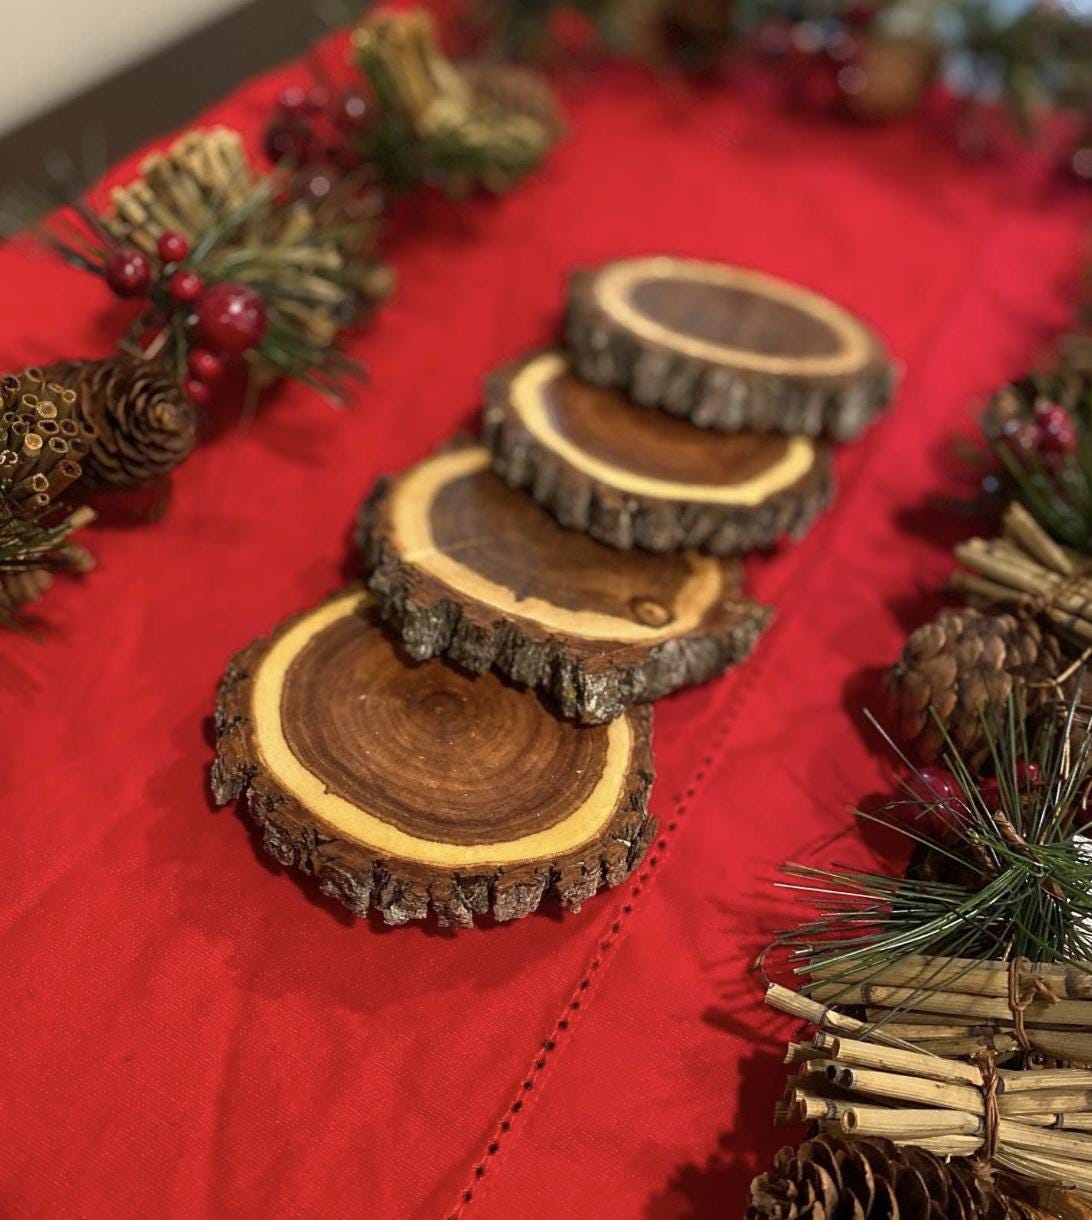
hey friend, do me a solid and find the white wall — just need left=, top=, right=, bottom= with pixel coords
left=0, top=0, right=251, bottom=137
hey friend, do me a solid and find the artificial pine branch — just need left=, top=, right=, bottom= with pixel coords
left=102, top=128, right=369, bottom=399
left=0, top=496, right=94, bottom=622
left=4, top=128, right=384, bottom=409
left=352, top=10, right=560, bottom=198
left=773, top=696, right=1092, bottom=995
left=0, top=370, right=96, bottom=623
left=983, top=347, right=1092, bottom=552
left=464, top=0, right=1091, bottom=141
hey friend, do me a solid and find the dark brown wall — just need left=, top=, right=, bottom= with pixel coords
left=0, top=0, right=350, bottom=202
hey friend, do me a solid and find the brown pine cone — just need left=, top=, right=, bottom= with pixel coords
left=0, top=369, right=89, bottom=506
left=45, top=357, right=197, bottom=490
left=458, top=60, right=565, bottom=138
left=747, top=1136, right=1049, bottom=1220
left=887, top=607, right=1065, bottom=765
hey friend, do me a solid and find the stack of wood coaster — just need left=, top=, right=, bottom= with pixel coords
left=213, top=255, right=891, bottom=928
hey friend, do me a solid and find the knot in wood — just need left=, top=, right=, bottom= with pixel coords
left=630, top=597, right=673, bottom=628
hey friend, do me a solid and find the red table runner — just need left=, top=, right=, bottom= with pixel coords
left=1, top=35, right=1089, bottom=1220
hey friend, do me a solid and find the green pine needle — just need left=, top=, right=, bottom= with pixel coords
left=0, top=489, right=91, bottom=626
left=986, top=353, right=1092, bottom=551
left=774, top=696, right=1092, bottom=1001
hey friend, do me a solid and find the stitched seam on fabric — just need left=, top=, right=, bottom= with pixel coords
left=447, top=214, right=1013, bottom=1220
left=444, top=631, right=775, bottom=1220
left=444, top=409, right=874, bottom=1219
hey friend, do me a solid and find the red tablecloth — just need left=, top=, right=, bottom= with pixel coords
left=1, top=34, right=1089, bottom=1220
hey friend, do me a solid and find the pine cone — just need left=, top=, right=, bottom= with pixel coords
left=0, top=369, right=89, bottom=506
left=887, top=607, right=1065, bottom=765
left=458, top=60, right=565, bottom=138
left=747, top=1136, right=1046, bottom=1220
left=45, top=357, right=197, bottom=490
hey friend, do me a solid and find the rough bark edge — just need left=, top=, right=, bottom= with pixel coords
left=356, top=465, right=773, bottom=723
left=565, top=267, right=895, bottom=442
left=210, top=592, right=657, bottom=928
left=482, top=358, right=835, bottom=555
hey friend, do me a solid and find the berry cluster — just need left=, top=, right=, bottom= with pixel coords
left=754, top=4, right=877, bottom=111
left=264, top=84, right=373, bottom=169
left=263, top=84, right=387, bottom=224
left=1000, top=397, right=1080, bottom=466
left=903, top=760, right=1043, bottom=842
left=103, top=232, right=267, bottom=405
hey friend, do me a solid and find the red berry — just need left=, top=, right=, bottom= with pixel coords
left=277, top=85, right=308, bottom=115
left=307, top=86, right=331, bottom=113
left=264, top=118, right=317, bottom=166
left=196, top=283, right=267, bottom=354
left=104, top=248, right=152, bottom=298
left=981, top=762, right=1042, bottom=811
left=337, top=90, right=371, bottom=130
left=329, top=142, right=365, bottom=173
left=1035, top=400, right=1079, bottom=456
left=911, top=766, right=962, bottom=801
left=187, top=347, right=224, bottom=383
left=978, top=777, right=1001, bottom=811
left=1035, top=399, right=1068, bottom=428
left=157, top=231, right=190, bottom=263
left=1016, top=759, right=1042, bottom=787
left=169, top=270, right=203, bottom=303
left=902, top=766, right=965, bottom=841
left=184, top=377, right=211, bottom=407
left=1002, top=418, right=1043, bottom=461
left=302, top=166, right=335, bottom=206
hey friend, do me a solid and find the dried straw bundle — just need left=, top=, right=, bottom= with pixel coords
left=768, top=960, right=1092, bottom=1196
left=952, top=502, right=1092, bottom=651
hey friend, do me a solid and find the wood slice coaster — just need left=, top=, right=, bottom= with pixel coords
left=483, top=350, right=833, bottom=554
left=566, top=255, right=893, bottom=441
left=212, top=589, right=655, bottom=928
left=358, top=444, right=771, bottom=724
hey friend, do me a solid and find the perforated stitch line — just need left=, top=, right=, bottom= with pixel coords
left=445, top=632, right=774, bottom=1219
left=446, top=206, right=1011, bottom=1218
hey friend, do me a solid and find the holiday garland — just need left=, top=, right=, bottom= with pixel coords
left=748, top=254, right=1092, bottom=1212
left=262, top=9, right=562, bottom=200
left=35, top=126, right=382, bottom=407
left=983, top=347, right=1092, bottom=552
left=351, top=10, right=562, bottom=198
left=462, top=0, right=1092, bottom=176
left=0, top=7, right=561, bottom=628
